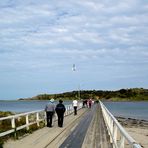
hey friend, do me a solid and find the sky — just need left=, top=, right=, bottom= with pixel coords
left=0, top=0, right=148, bottom=100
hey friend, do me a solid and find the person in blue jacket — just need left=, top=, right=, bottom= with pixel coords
left=55, top=99, right=66, bottom=127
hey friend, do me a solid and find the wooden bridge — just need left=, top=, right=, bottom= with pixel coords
left=1, top=102, right=141, bottom=148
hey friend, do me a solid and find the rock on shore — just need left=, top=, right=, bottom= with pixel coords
left=116, top=117, right=148, bottom=148
left=116, top=116, right=148, bottom=128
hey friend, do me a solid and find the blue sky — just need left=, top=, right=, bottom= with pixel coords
left=0, top=0, right=148, bottom=100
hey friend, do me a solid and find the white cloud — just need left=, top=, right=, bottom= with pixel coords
left=0, top=0, right=148, bottom=99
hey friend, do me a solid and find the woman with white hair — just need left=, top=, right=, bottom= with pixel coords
left=45, top=98, right=56, bottom=127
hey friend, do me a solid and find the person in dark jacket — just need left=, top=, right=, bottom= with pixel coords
left=55, top=99, right=66, bottom=127
left=45, top=98, right=55, bottom=127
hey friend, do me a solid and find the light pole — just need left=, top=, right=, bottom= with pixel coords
left=72, top=64, right=81, bottom=100
left=78, top=84, right=81, bottom=100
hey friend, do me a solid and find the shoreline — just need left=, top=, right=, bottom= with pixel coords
left=116, top=116, right=148, bottom=128
left=116, top=116, right=148, bottom=148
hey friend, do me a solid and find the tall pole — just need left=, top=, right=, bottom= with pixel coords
left=72, top=64, right=80, bottom=100
left=78, top=84, right=81, bottom=100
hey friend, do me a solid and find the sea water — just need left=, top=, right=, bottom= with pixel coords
left=0, top=100, right=148, bottom=120
left=104, top=101, right=148, bottom=120
left=0, top=100, right=72, bottom=113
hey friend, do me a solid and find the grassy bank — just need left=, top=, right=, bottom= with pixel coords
left=0, top=111, right=45, bottom=148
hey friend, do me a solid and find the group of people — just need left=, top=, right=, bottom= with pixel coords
left=45, top=99, right=78, bottom=128
left=82, top=98, right=93, bottom=108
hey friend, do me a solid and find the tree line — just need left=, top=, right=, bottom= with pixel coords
left=19, top=88, right=148, bottom=101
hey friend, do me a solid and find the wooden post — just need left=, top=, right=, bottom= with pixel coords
left=110, top=120, right=113, bottom=143
left=11, top=117, right=15, bottom=129
left=67, top=106, right=69, bottom=115
left=44, top=111, right=47, bottom=126
left=26, top=114, right=29, bottom=130
left=119, top=135, right=125, bottom=148
left=36, top=112, right=39, bottom=127
left=113, top=125, right=117, bottom=148
left=11, top=117, right=17, bottom=139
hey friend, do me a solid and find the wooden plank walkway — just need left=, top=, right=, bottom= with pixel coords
left=59, top=104, right=95, bottom=148
left=4, top=104, right=112, bottom=148
left=82, top=104, right=112, bottom=148
left=60, top=104, right=111, bottom=148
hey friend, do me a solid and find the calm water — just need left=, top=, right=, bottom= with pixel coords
left=104, top=101, right=148, bottom=120
left=0, top=100, right=148, bottom=120
left=0, top=100, right=72, bottom=113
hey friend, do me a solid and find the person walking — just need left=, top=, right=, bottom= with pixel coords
left=55, top=99, right=66, bottom=127
left=45, top=98, right=55, bottom=127
left=72, top=99, right=78, bottom=115
left=88, top=98, right=92, bottom=108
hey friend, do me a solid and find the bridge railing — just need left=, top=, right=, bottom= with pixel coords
left=0, top=103, right=82, bottom=138
left=99, top=101, right=142, bottom=148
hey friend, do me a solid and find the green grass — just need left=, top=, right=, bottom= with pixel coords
left=110, top=96, right=148, bottom=101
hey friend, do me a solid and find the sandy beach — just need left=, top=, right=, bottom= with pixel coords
left=117, top=117, right=148, bottom=148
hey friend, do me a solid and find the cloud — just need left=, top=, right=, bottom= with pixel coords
left=0, top=0, right=148, bottom=99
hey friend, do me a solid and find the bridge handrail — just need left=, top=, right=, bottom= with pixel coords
left=99, top=101, right=142, bottom=148
left=0, top=103, right=83, bottom=138
left=0, top=109, right=44, bottom=121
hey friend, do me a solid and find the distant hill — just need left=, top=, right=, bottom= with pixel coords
left=18, top=88, right=148, bottom=101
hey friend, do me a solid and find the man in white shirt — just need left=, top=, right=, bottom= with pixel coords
left=72, top=99, right=78, bottom=115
